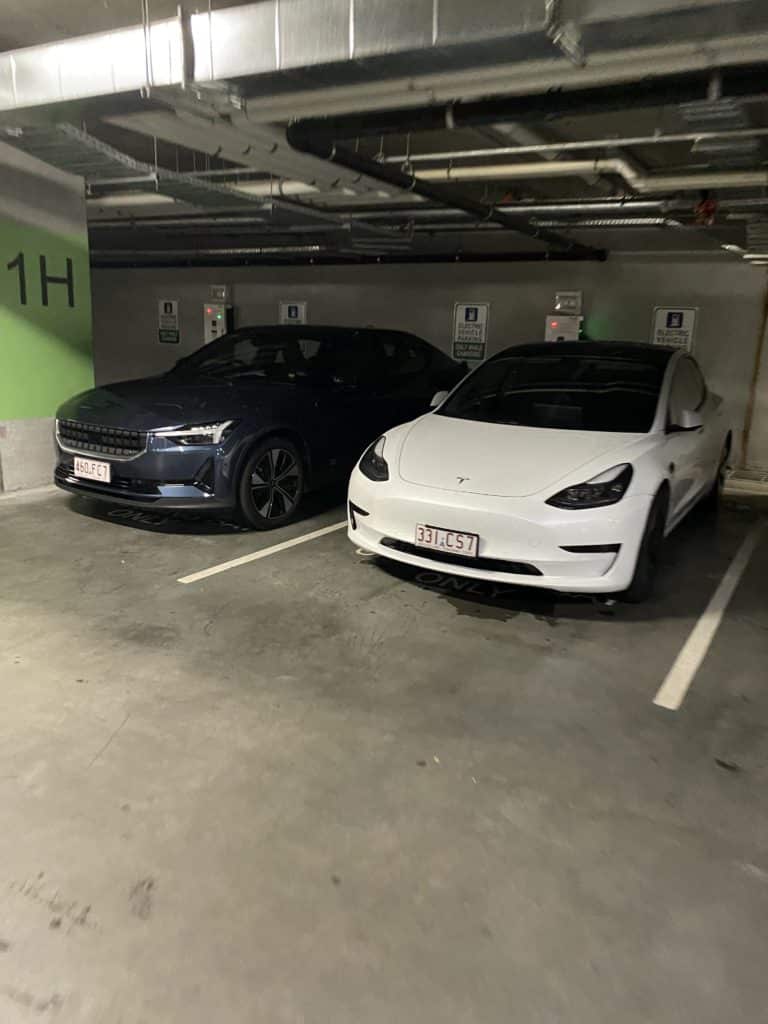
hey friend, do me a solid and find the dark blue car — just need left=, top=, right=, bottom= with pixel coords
left=55, top=325, right=464, bottom=528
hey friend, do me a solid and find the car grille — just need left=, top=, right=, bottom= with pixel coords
left=380, top=537, right=543, bottom=576
left=57, top=419, right=147, bottom=459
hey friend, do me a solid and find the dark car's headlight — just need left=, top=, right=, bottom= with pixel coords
left=359, top=436, right=389, bottom=481
left=546, top=464, right=633, bottom=509
left=153, top=420, right=236, bottom=446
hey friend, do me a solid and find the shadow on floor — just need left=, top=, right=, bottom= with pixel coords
left=364, top=500, right=766, bottom=625
left=65, top=485, right=347, bottom=536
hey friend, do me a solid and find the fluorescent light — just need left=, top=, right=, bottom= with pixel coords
left=531, top=217, right=668, bottom=228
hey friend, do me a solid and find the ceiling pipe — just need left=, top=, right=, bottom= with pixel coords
left=285, top=125, right=604, bottom=259
left=292, top=63, right=768, bottom=141
left=91, top=249, right=607, bottom=269
left=414, top=159, right=768, bottom=193
left=383, top=126, right=768, bottom=165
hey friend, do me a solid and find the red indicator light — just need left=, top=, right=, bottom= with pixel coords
left=551, top=321, right=558, bottom=328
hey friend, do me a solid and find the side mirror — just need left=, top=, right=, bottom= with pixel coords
left=674, top=409, right=704, bottom=431
left=430, top=390, right=449, bottom=409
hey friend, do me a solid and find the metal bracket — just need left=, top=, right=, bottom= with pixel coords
left=545, top=0, right=586, bottom=67
left=178, top=5, right=194, bottom=90
left=141, top=0, right=154, bottom=97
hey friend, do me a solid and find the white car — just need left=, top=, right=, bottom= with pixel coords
left=348, top=342, right=730, bottom=602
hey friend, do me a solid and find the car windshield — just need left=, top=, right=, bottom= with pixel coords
left=438, top=351, right=664, bottom=432
left=170, top=332, right=345, bottom=383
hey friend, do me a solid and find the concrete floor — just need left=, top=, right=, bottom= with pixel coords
left=1, top=488, right=767, bottom=1024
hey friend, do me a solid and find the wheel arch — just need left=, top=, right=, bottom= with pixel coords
left=234, top=427, right=313, bottom=491
left=655, top=477, right=672, bottom=532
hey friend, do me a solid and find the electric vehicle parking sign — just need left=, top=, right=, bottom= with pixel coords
left=453, top=303, right=489, bottom=361
left=652, top=306, right=697, bottom=351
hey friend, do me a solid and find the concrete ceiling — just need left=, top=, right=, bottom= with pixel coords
left=2, top=0, right=768, bottom=265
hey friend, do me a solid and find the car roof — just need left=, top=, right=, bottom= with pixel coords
left=229, top=325, right=427, bottom=340
left=490, top=341, right=677, bottom=367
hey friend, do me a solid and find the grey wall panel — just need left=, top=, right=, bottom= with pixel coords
left=90, top=257, right=767, bottom=467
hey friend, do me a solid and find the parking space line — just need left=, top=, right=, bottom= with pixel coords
left=653, top=522, right=765, bottom=711
left=177, top=521, right=347, bottom=584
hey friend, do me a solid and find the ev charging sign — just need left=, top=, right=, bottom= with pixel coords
left=651, top=306, right=697, bottom=351
left=453, top=302, right=489, bottom=361
left=279, top=301, right=307, bottom=324
left=158, top=299, right=180, bottom=344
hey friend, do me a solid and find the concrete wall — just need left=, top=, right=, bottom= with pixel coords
left=91, top=255, right=768, bottom=468
left=0, top=142, right=93, bottom=491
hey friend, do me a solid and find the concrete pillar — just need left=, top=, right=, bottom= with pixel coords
left=744, top=299, right=768, bottom=472
left=0, top=141, right=93, bottom=492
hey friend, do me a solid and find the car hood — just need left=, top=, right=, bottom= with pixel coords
left=56, top=375, right=286, bottom=431
left=397, top=414, right=644, bottom=497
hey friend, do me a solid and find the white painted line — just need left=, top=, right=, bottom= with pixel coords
left=653, top=522, right=765, bottom=711
left=178, top=520, right=347, bottom=584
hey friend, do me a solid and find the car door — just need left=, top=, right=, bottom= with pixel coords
left=664, top=355, right=709, bottom=520
left=376, top=332, right=443, bottom=427
left=307, top=330, right=387, bottom=470
left=688, top=356, right=723, bottom=479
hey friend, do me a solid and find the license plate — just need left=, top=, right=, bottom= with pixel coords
left=73, top=456, right=111, bottom=483
left=414, top=524, right=479, bottom=558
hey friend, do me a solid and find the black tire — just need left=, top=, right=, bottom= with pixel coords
left=237, top=436, right=305, bottom=530
left=699, top=439, right=730, bottom=518
left=621, top=489, right=669, bottom=604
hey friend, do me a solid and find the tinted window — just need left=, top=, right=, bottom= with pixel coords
left=171, top=330, right=375, bottom=384
left=438, top=351, right=664, bottom=432
left=380, top=335, right=430, bottom=378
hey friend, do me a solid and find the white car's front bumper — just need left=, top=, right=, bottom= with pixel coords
left=348, top=468, right=654, bottom=594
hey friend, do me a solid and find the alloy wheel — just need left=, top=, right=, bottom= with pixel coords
left=249, top=447, right=301, bottom=519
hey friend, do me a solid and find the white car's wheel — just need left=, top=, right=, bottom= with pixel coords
left=699, top=437, right=731, bottom=518
left=621, top=489, right=669, bottom=604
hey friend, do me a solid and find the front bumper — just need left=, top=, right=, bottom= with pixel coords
left=54, top=442, right=237, bottom=511
left=348, top=468, right=653, bottom=594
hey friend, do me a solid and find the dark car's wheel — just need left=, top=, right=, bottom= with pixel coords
left=621, top=488, right=669, bottom=604
left=237, top=437, right=305, bottom=530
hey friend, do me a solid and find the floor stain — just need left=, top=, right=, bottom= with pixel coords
left=121, top=623, right=180, bottom=648
left=129, top=877, right=155, bottom=919
left=9, top=876, right=95, bottom=932
left=1, top=985, right=64, bottom=1015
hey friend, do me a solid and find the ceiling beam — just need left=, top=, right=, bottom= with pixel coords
left=286, top=123, right=605, bottom=259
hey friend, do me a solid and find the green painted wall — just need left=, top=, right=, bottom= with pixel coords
left=1, top=215, right=93, bottom=419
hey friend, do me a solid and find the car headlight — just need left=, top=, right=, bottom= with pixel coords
left=153, top=420, right=236, bottom=446
left=359, top=436, right=389, bottom=481
left=546, top=464, right=633, bottom=509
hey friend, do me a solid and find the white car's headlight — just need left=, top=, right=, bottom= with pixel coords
left=359, top=435, right=389, bottom=481
left=546, top=464, right=633, bottom=509
left=153, top=421, right=236, bottom=446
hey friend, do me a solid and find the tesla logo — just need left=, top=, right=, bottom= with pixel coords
left=456, top=476, right=470, bottom=485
